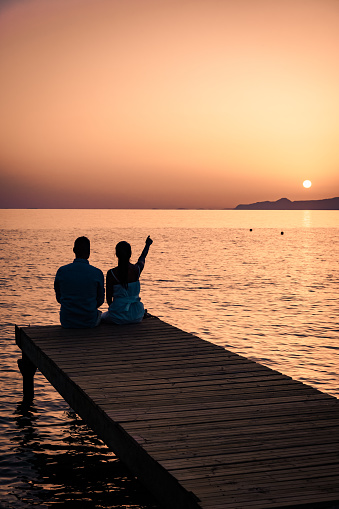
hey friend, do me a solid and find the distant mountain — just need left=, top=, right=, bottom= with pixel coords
left=235, top=197, right=339, bottom=210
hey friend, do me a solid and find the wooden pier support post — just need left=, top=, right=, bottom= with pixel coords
left=18, top=353, right=37, bottom=401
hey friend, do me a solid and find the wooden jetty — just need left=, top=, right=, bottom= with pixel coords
left=15, top=316, right=339, bottom=509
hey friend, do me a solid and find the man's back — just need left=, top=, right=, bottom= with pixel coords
left=55, top=257, right=104, bottom=328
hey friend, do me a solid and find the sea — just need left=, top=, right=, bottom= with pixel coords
left=0, top=209, right=338, bottom=508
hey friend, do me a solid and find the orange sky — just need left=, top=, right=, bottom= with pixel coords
left=0, top=0, right=338, bottom=208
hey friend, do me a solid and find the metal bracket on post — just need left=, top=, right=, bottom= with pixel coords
left=18, top=353, right=37, bottom=401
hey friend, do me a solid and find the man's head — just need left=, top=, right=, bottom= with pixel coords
left=73, top=236, right=90, bottom=259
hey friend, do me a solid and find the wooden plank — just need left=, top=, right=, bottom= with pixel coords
left=140, top=433, right=339, bottom=461
left=15, top=317, right=339, bottom=509
left=81, top=382, right=325, bottom=399
left=170, top=452, right=339, bottom=481
left=123, top=420, right=339, bottom=447
left=179, top=464, right=339, bottom=486
left=109, top=399, right=338, bottom=427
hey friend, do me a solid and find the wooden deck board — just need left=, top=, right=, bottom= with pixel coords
left=15, top=316, right=339, bottom=509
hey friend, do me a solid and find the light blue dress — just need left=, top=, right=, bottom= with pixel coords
left=102, top=269, right=145, bottom=324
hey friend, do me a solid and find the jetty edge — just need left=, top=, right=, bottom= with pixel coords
left=15, top=316, right=339, bottom=509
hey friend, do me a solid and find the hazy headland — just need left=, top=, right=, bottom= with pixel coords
left=235, top=197, right=339, bottom=210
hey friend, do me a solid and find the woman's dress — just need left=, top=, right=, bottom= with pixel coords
left=102, top=269, right=144, bottom=324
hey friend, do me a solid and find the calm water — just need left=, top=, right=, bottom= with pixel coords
left=0, top=209, right=338, bottom=508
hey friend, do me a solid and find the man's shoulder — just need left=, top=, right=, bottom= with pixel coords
left=56, top=262, right=73, bottom=273
left=56, top=261, right=103, bottom=279
left=88, top=263, right=104, bottom=277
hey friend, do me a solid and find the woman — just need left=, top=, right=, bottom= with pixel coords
left=101, top=236, right=153, bottom=324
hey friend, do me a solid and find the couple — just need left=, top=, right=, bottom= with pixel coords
left=54, top=236, right=153, bottom=328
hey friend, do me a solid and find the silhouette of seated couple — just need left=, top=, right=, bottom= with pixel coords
left=54, top=236, right=153, bottom=328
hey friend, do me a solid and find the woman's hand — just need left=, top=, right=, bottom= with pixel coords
left=138, top=236, right=153, bottom=267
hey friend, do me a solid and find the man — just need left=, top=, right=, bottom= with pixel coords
left=54, top=237, right=104, bottom=328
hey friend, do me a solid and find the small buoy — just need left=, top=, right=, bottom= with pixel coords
left=281, top=231, right=284, bottom=235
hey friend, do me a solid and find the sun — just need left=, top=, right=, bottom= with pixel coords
left=303, top=180, right=312, bottom=188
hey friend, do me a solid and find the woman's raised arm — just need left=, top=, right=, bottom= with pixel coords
left=137, top=236, right=153, bottom=271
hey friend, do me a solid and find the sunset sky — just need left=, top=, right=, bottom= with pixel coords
left=0, top=0, right=338, bottom=209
